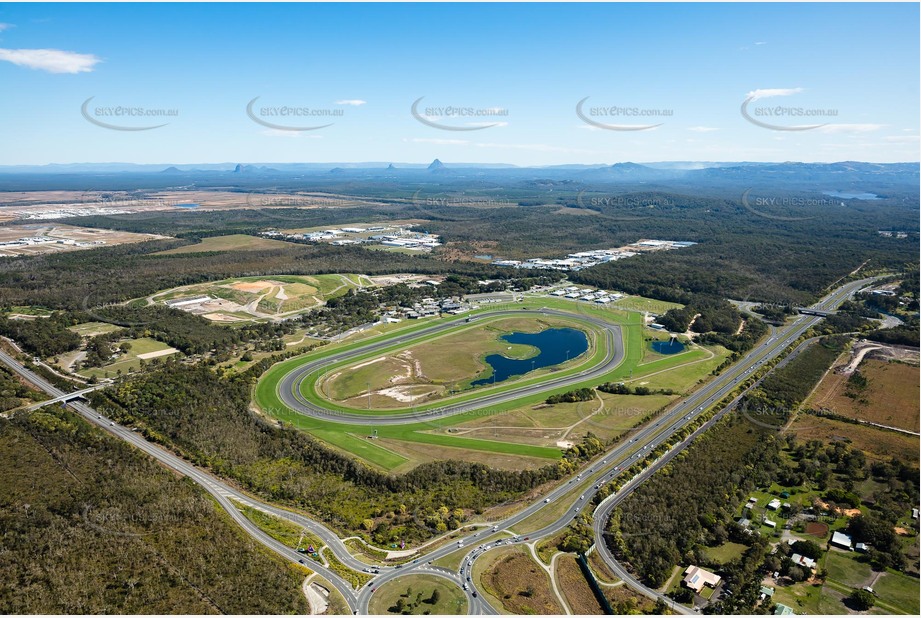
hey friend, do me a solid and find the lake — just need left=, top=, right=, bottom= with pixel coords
left=822, top=191, right=879, bottom=200
left=471, top=327, right=588, bottom=387
left=651, top=339, right=685, bottom=355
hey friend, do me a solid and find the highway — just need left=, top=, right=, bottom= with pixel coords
left=0, top=275, right=878, bottom=615
left=276, top=308, right=623, bottom=425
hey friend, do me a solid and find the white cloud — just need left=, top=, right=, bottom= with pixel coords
left=687, top=126, right=720, bottom=133
left=407, top=137, right=469, bottom=145
left=473, top=142, right=593, bottom=154
left=746, top=87, right=804, bottom=102
left=260, top=129, right=322, bottom=139
left=883, top=134, right=919, bottom=143
left=0, top=23, right=14, bottom=32
left=815, top=124, right=885, bottom=134
left=465, top=121, right=508, bottom=128
left=0, top=47, right=100, bottom=73
left=335, top=99, right=366, bottom=106
left=754, top=41, right=767, bottom=45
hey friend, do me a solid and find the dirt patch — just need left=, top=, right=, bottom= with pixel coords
left=815, top=499, right=861, bottom=518
left=230, top=280, right=273, bottom=293
left=202, top=312, right=245, bottom=322
left=806, top=522, right=830, bottom=538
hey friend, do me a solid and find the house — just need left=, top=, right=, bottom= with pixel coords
left=790, top=553, right=816, bottom=570
left=855, top=543, right=869, bottom=553
left=760, top=586, right=775, bottom=600
left=764, top=518, right=777, bottom=528
left=767, top=499, right=782, bottom=510
left=682, top=565, right=721, bottom=594
left=831, top=531, right=853, bottom=550
left=774, top=602, right=796, bottom=615
left=737, top=517, right=751, bottom=528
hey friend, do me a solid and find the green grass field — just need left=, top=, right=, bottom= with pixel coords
left=79, top=337, right=178, bottom=378
left=155, top=234, right=292, bottom=254
left=367, top=574, right=467, bottom=615
left=702, top=541, right=748, bottom=564
left=67, top=321, right=123, bottom=337
left=612, top=295, right=684, bottom=315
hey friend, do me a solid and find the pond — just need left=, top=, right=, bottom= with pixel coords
left=471, top=327, right=588, bottom=387
left=651, top=339, right=686, bottom=355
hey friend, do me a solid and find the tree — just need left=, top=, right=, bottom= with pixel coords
left=849, top=589, right=875, bottom=611
left=428, top=589, right=441, bottom=605
left=787, top=565, right=808, bottom=583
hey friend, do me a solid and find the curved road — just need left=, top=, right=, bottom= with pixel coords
left=275, top=308, right=624, bottom=425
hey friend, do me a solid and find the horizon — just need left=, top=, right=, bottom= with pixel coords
left=1, top=2, right=918, bottom=166
left=2, top=158, right=920, bottom=172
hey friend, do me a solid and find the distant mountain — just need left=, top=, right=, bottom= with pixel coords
left=582, top=162, right=689, bottom=182
left=428, top=159, right=446, bottom=171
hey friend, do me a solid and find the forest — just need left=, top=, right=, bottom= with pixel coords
left=0, top=409, right=310, bottom=614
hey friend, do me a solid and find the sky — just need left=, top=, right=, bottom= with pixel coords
left=0, top=2, right=918, bottom=166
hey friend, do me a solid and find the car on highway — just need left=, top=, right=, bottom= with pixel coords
left=472, top=591, right=478, bottom=598
left=544, top=497, right=550, bottom=503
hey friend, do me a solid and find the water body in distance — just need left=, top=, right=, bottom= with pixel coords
left=822, top=191, right=879, bottom=200
left=651, top=339, right=685, bottom=355
left=471, top=327, right=588, bottom=387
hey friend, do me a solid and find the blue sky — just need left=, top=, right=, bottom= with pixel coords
left=0, top=2, right=918, bottom=166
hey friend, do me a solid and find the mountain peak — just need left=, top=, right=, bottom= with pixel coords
left=427, top=158, right=445, bottom=171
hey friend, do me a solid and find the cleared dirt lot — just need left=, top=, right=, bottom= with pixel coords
left=807, top=356, right=919, bottom=432
left=0, top=223, right=166, bottom=257
left=788, top=415, right=919, bottom=463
